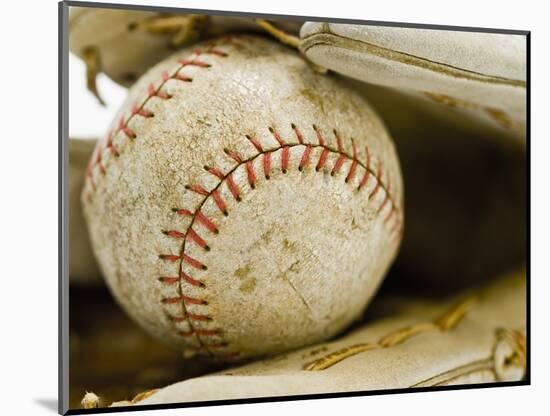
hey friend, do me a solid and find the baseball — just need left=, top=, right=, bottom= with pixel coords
left=82, top=35, right=404, bottom=359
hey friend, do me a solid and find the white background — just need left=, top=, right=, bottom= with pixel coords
left=1, top=0, right=546, bottom=415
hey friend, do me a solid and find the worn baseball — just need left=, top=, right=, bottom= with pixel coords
left=82, top=35, right=404, bottom=359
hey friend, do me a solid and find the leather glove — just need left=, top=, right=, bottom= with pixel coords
left=300, top=23, right=526, bottom=143
left=112, top=270, right=526, bottom=406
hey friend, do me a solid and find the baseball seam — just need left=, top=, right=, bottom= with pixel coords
left=84, top=39, right=238, bottom=191
left=160, top=124, right=403, bottom=357
left=83, top=35, right=402, bottom=359
left=83, top=37, right=243, bottom=359
left=303, top=296, right=479, bottom=371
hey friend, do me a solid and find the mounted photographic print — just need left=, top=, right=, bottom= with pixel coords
left=59, top=1, right=529, bottom=413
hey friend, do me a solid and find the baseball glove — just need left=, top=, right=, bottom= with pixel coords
left=69, top=7, right=303, bottom=103
left=67, top=8, right=527, bottom=410
left=107, top=270, right=525, bottom=406
left=300, top=23, right=526, bottom=143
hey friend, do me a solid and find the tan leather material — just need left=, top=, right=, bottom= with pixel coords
left=300, top=23, right=527, bottom=142
left=131, top=271, right=525, bottom=405
left=81, top=35, right=403, bottom=360
left=69, top=7, right=177, bottom=87
left=346, top=80, right=526, bottom=291
left=69, top=7, right=303, bottom=87
left=69, top=138, right=103, bottom=284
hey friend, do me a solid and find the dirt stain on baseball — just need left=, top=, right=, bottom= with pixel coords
left=235, top=265, right=257, bottom=294
left=299, top=88, right=326, bottom=113
left=282, top=238, right=299, bottom=254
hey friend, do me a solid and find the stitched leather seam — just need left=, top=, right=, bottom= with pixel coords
left=303, top=296, right=478, bottom=370
left=300, top=32, right=526, bottom=88
left=82, top=37, right=241, bottom=359
left=83, top=35, right=402, bottom=359
left=161, top=124, right=403, bottom=357
left=411, top=358, right=494, bottom=387
left=83, top=40, right=234, bottom=193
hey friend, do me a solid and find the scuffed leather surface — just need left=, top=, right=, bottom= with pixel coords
left=82, top=36, right=403, bottom=359
left=300, top=23, right=527, bottom=142
left=135, top=271, right=525, bottom=404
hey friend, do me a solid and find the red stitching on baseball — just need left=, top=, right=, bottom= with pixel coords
left=299, top=145, right=312, bottom=171
left=179, top=328, right=220, bottom=337
left=83, top=39, right=401, bottom=357
left=84, top=47, right=227, bottom=192
left=169, top=315, right=188, bottom=323
left=173, top=208, right=219, bottom=234
left=268, top=128, right=289, bottom=173
left=211, top=190, right=229, bottom=216
left=334, top=130, right=343, bottom=152
left=268, top=127, right=284, bottom=145
left=224, top=148, right=242, bottom=163
left=195, top=47, right=228, bottom=57
left=187, top=228, right=210, bottom=250
left=225, top=173, right=241, bottom=201
left=158, top=276, right=180, bottom=285
left=159, top=254, right=180, bottom=262
left=147, top=83, right=172, bottom=100
left=331, top=154, right=346, bottom=176
left=246, top=161, right=257, bottom=188
left=378, top=192, right=391, bottom=213
left=95, top=148, right=106, bottom=175
left=263, top=153, right=271, bottom=179
left=177, top=58, right=212, bottom=68
left=118, top=117, right=137, bottom=139
left=330, top=130, right=346, bottom=175
left=188, top=313, right=212, bottom=322
left=316, top=148, right=329, bottom=171
left=246, top=134, right=263, bottom=152
left=205, top=165, right=224, bottom=179
left=345, top=141, right=358, bottom=183
left=106, top=132, right=119, bottom=157
left=167, top=313, right=212, bottom=322
left=97, top=160, right=106, bottom=175
left=182, top=253, right=207, bottom=270
left=313, top=124, right=325, bottom=145
left=186, top=184, right=209, bottom=196
left=195, top=211, right=219, bottom=234
left=181, top=270, right=204, bottom=287
left=162, top=294, right=207, bottom=305
left=173, top=208, right=193, bottom=217
left=291, top=123, right=305, bottom=144
left=163, top=230, right=186, bottom=239
left=131, top=103, right=154, bottom=118
left=377, top=182, right=391, bottom=214
left=172, top=73, right=193, bottom=82
left=358, top=145, right=371, bottom=189
left=163, top=124, right=403, bottom=357
left=369, top=161, right=383, bottom=199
